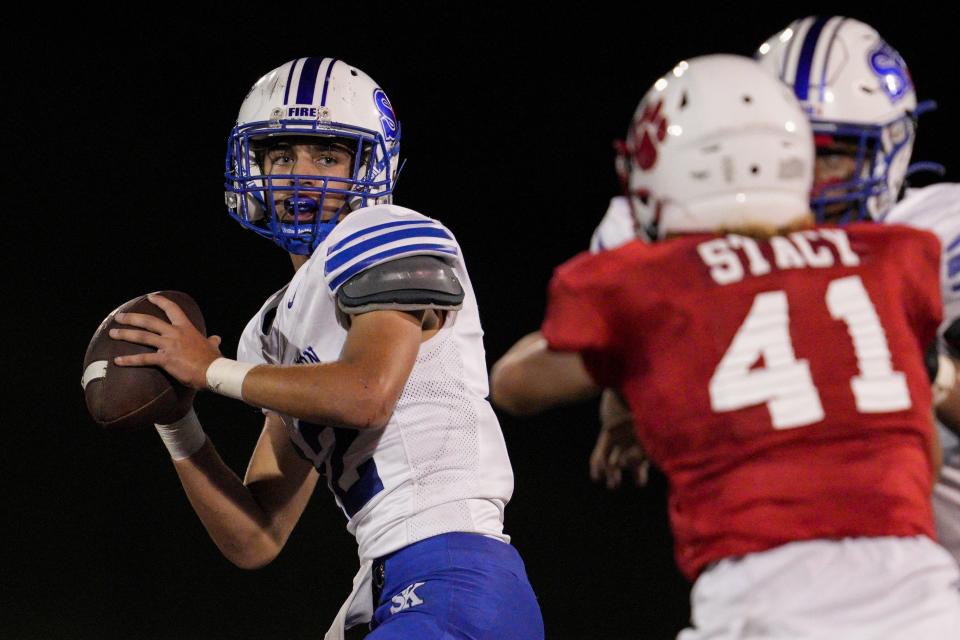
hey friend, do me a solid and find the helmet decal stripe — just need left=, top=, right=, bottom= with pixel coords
left=320, top=58, right=339, bottom=106
left=283, top=58, right=300, bottom=106
left=794, top=16, right=830, bottom=101
left=818, top=17, right=847, bottom=103
left=779, top=19, right=802, bottom=82
left=295, top=57, right=325, bottom=105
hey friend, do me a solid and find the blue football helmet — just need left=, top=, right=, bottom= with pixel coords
left=755, top=17, right=929, bottom=222
left=224, top=58, right=401, bottom=254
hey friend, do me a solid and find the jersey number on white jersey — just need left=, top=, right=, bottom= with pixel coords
left=709, top=275, right=912, bottom=429
left=297, top=421, right=384, bottom=517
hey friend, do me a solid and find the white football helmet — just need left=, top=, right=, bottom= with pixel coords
left=755, top=17, right=920, bottom=221
left=224, top=57, right=401, bottom=255
left=616, top=54, right=814, bottom=240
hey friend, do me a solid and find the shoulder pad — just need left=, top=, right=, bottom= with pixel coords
left=337, top=255, right=464, bottom=315
left=323, top=207, right=459, bottom=292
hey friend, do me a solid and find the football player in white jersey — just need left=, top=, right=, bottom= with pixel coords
left=108, top=58, right=543, bottom=639
left=754, top=15, right=960, bottom=566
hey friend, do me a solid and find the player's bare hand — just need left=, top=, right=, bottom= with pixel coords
left=589, top=425, right=649, bottom=489
left=109, top=293, right=222, bottom=390
left=589, top=389, right=649, bottom=489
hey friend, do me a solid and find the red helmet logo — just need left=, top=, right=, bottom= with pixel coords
left=628, top=99, right=668, bottom=171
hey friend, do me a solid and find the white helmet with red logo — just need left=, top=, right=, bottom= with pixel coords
left=224, top=57, right=401, bottom=255
left=755, top=17, right=920, bottom=221
left=616, top=54, right=814, bottom=241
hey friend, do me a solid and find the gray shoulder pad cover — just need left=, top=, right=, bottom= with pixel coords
left=337, top=255, right=465, bottom=315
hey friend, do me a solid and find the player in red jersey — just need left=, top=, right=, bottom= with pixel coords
left=492, top=54, right=960, bottom=638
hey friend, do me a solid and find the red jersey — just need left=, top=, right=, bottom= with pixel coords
left=542, top=224, right=942, bottom=580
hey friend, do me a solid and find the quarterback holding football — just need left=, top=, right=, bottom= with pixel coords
left=109, top=58, right=543, bottom=639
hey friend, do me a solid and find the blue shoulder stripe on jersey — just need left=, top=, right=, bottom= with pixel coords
left=283, top=58, right=300, bottom=105
left=329, top=244, right=459, bottom=291
left=328, top=219, right=438, bottom=254
left=779, top=20, right=800, bottom=82
left=949, top=254, right=960, bottom=277
left=320, top=58, right=338, bottom=106
left=945, top=233, right=960, bottom=291
left=296, top=57, right=325, bottom=105
left=947, top=233, right=960, bottom=253
left=794, top=16, right=830, bottom=101
left=326, top=227, right=454, bottom=274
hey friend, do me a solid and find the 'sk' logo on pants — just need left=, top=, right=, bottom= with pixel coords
left=390, top=582, right=426, bottom=614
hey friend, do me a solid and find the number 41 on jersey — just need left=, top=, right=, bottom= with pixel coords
left=709, top=275, right=912, bottom=430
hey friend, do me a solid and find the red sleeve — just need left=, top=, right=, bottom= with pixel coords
left=541, top=252, right=624, bottom=388
left=901, top=228, right=943, bottom=346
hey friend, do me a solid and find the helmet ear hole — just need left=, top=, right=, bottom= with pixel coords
left=679, top=92, right=689, bottom=109
left=742, top=95, right=753, bottom=104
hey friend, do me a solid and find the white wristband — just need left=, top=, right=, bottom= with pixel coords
left=934, top=354, right=957, bottom=406
left=206, top=358, right=256, bottom=400
left=154, top=408, right=207, bottom=461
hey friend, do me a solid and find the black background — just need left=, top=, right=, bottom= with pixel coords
left=8, top=4, right=960, bottom=639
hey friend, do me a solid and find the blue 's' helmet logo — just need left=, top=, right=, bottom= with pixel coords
left=868, top=41, right=912, bottom=104
left=374, top=88, right=399, bottom=142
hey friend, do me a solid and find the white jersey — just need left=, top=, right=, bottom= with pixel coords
left=885, top=182, right=960, bottom=562
left=589, top=196, right=637, bottom=253
left=237, top=204, right=514, bottom=561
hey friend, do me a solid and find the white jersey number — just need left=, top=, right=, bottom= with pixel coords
left=709, top=275, right=911, bottom=429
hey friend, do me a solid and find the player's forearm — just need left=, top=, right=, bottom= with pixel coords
left=599, top=389, right=632, bottom=431
left=172, top=439, right=284, bottom=569
left=240, top=361, right=400, bottom=429
left=490, top=331, right=601, bottom=415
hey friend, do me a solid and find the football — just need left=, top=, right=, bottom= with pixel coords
left=82, top=291, right=206, bottom=431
